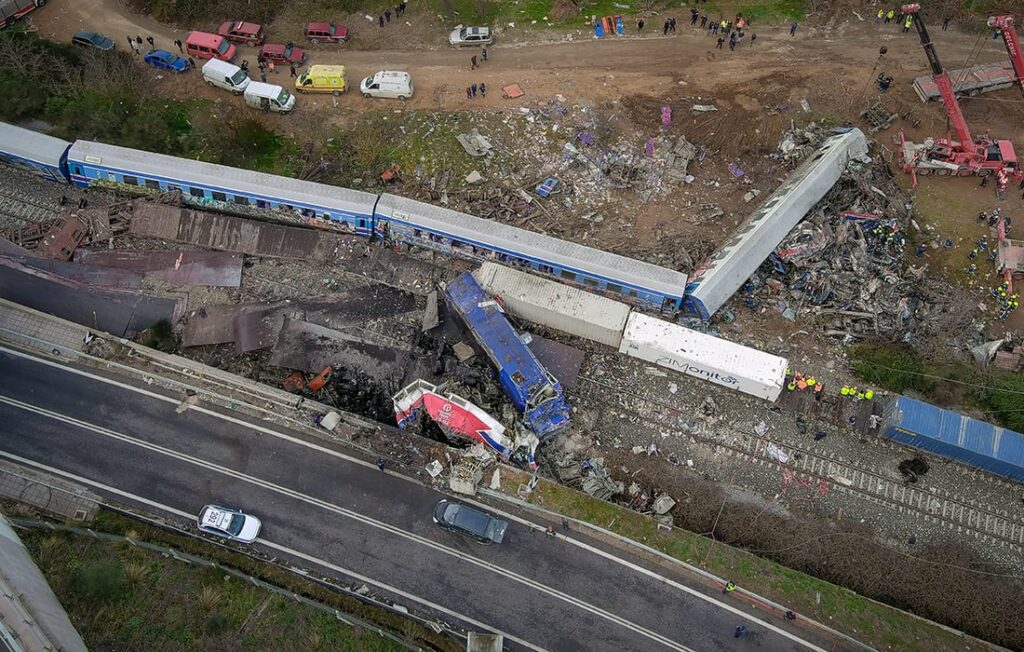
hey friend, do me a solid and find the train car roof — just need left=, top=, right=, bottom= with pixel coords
left=0, top=122, right=71, bottom=166
left=67, top=140, right=378, bottom=215
left=377, top=193, right=687, bottom=298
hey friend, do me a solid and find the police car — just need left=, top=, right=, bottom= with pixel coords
left=197, top=505, right=262, bottom=543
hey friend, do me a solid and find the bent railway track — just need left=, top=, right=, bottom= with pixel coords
left=572, top=376, right=1024, bottom=551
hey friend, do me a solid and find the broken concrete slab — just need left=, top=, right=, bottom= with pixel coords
left=456, top=128, right=494, bottom=157
left=180, top=301, right=290, bottom=347
left=465, top=170, right=486, bottom=185
left=74, top=250, right=243, bottom=287
left=421, top=290, right=439, bottom=332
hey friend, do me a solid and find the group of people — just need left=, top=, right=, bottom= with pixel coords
left=466, top=47, right=489, bottom=100
left=636, top=9, right=762, bottom=49
left=991, top=281, right=1020, bottom=320
left=784, top=369, right=825, bottom=400
left=839, top=386, right=875, bottom=401
left=378, top=2, right=407, bottom=28
left=875, top=8, right=954, bottom=32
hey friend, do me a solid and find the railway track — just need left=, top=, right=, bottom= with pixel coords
left=0, top=189, right=62, bottom=225
left=572, top=375, right=1024, bottom=551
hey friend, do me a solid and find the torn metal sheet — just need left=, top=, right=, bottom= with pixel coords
left=526, top=335, right=584, bottom=391
left=393, top=379, right=539, bottom=468
left=74, top=250, right=243, bottom=287
left=0, top=253, right=142, bottom=289
left=180, top=301, right=290, bottom=347
left=456, top=129, right=494, bottom=157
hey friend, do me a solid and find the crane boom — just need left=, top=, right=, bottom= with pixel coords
left=988, top=15, right=1024, bottom=97
left=902, top=4, right=975, bottom=149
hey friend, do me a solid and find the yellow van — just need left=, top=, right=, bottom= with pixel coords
left=295, top=65, right=348, bottom=95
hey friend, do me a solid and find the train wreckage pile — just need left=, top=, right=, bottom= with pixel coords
left=742, top=128, right=976, bottom=351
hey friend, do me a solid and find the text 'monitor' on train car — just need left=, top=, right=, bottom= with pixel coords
left=375, top=193, right=687, bottom=314
left=0, top=122, right=71, bottom=183
left=445, top=271, right=571, bottom=438
left=65, top=140, right=378, bottom=234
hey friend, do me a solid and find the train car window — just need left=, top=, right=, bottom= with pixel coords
left=72, top=165, right=82, bottom=175
left=413, top=229, right=422, bottom=238
left=560, top=270, right=576, bottom=281
left=627, top=289, right=638, bottom=297
left=145, top=179, right=161, bottom=190
left=233, top=195, right=249, bottom=206
left=358, top=219, right=366, bottom=229
left=256, top=199, right=270, bottom=209
left=212, top=192, right=227, bottom=202
left=583, top=277, right=599, bottom=287
left=539, top=264, right=554, bottom=274
left=168, top=185, right=181, bottom=193
left=123, top=175, right=139, bottom=186
left=189, top=187, right=206, bottom=198
left=607, top=283, right=622, bottom=294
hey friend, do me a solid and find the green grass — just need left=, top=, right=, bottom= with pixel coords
left=495, top=467, right=977, bottom=651
left=11, top=507, right=463, bottom=651
left=737, top=0, right=806, bottom=23
left=21, top=527, right=409, bottom=651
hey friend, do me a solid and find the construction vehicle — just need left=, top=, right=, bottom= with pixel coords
left=988, top=14, right=1024, bottom=97
left=897, top=4, right=1023, bottom=187
left=912, top=15, right=1024, bottom=102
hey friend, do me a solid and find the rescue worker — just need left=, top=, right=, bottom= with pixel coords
left=967, top=263, right=978, bottom=274
left=903, top=15, right=913, bottom=32
left=806, top=377, right=817, bottom=388
left=886, top=9, right=895, bottom=23
left=969, top=248, right=979, bottom=259
left=865, top=389, right=875, bottom=400
left=876, top=9, right=884, bottom=23
left=814, top=383, right=824, bottom=401
left=723, top=581, right=737, bottom=594
left=840, top=386, right=850, bottom=397
left=857, top=390, right=866, bottom=401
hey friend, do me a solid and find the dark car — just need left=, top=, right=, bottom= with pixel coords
left=432, top=500, right=508, bottom=544
left=143, top=49, right=191, bottom=73
left=217, top=20, right=265, bottom=46
left=305, top=21, right=349, bottom=44
left=72, top=30, right=115, bottom=51
left=260, top=42, right=306, bottom=65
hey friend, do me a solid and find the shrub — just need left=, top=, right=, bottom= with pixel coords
left=72, top=562, right=125, bottom=601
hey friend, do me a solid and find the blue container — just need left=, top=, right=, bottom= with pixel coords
left=881, top=396, right=1024, bottom=483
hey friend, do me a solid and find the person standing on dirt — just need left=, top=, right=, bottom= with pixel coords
left=750, top=32, right=757, bottom=46
left=790, top=20, right=798, bottom=36
left=700, top=15, right=707, bottom=28
left=471, top=83, right=477, bottom=97
left=471, top=54, right=478, bottom=69
left=691, top=9, right=698, bottom=25
left=466, top=86, right=472, bottom=100
left=903, top=15, right=913, bottom=33
left=174, top=38, right=183, bottom=53
left=290, top=62, right=297, bottom=77
left=260, top=69, right=267, bottom=83
left=663, top=20, right=669, bottom=36
left=942, top=15, right=951, bottom=30
left=128, top=36, right=140, bottom=54
left=385, top=8, right=391, bottom=23
left=480, top=82, right=486, bottom=97
left=379, top=14, right=385, bottom=28
left=885, top=9, right=895, bottom=24
left=876, top=9, right=884, bottom=23
left=716, top=35, right=725, bottom=48
left=240, top=59, right=249, bottom=73
left=729, top=32, right=737, bottom=50
left=146, top=35, right=154, bottom=48
left=637, top=18, right=644, bottom=32
left=481, top=47, right=487, bottom=61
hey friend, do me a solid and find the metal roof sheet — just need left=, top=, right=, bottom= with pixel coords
left=378, top=193, right=687, bottom=296
left=67, top=140, right=377, bottom=216
left=0, top=122, right=70, bottom=166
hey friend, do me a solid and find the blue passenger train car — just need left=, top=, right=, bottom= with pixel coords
left=445, top=271, right=571, bottom=438
left=881, top=396, right=1024, bottom=483
left=0, top=122, right=71, bottom=183
left=376, top=193, right=687, bottom=314
left=66, top=140, right=378, bottom=235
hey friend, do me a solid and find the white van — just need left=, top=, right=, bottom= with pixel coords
left=243, top=82, right=296, bottom=113
left=202, top=58, right=250, bottom=95
left=360, top=70, right=413, bottom=101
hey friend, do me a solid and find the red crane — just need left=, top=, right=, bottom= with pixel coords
left=989, top=15, right=1024, bottom=97
left=897, top=4, right=1022, bottom=187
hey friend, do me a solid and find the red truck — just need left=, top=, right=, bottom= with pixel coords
left=1, top=0, right=46, bottom=29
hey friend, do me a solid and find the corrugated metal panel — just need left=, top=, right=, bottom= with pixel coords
left=618, top=312, right=787, bottom=401
left=67, top=140, right=378, bottom=217
left=882, top=397, right=1024, bottom=483
left=0, top=122, right=70, bottom=167
left=377, top=193, right=687, bottom=297
left=683, top=129, right=868, bottom=319
left=473, top=262, right=630, bottom=347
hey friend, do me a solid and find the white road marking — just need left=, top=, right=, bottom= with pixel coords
left=1, top=346, right=827, bottom=650
left=0, top=394, right=694, bottom=652
left=0, top=451, right=542, bottom=652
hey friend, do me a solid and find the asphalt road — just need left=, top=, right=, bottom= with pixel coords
left=0, top=347, right=823, bottom=651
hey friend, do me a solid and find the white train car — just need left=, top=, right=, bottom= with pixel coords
left=682, top=128, right=869, bottom=320
left=618, top=312, right=787, bottom=401
left=473, top=262, right=631, bottom=347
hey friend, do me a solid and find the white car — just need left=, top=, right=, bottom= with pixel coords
left=197, top=505, right=262, bottom=543
left=449, top=25, right=492, bottom=47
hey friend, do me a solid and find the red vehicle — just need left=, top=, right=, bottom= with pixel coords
left=305, top=21, right=349, bottom=44
left=217, top=20, right=265, bottom=46
left=1, top=0, right=46, bottom=30
left=186, top=31, right=236, bottom=61
left=259, top=42, right=305, bottom=65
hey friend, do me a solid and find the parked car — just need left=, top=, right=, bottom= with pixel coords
left=217, top=20, right=265, bottom=46
left=185, top=31, right=236, bottom=62
left=197, top=505, right=262, bottom=542
left=360, top=70, right=413, bottom=100
left=71, top=29, right=115, bottom=51
left=432, top=500, right=508, bottom=544
left=449, top=25, right=491, bottom=47
left=260, top=42, right=305, bottom=65
left=143, top=49, right=191, bottom=73
left=305, top=21, right=349, bottom=44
